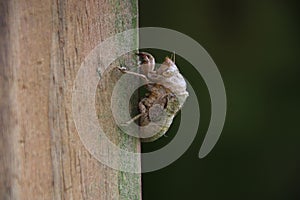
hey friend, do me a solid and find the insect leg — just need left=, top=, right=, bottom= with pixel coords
left=119, top=98, right=149, bottom=126
left=120, top=113, right=143, bottom=126
left=117, top=66, right=150, bottom=83
left=139, top=99, right=151, bottom=126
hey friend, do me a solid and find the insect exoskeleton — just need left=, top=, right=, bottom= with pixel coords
left=118, top=52, right=189, bottom=142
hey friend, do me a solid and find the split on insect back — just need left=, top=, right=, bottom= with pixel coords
left=115, top=52, right=189, bottom=142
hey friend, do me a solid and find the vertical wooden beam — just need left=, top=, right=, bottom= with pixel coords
left=0, top=0, right=140, bottom=199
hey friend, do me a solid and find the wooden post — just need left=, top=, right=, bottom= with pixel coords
left=0, top=0, right=140, bottom=199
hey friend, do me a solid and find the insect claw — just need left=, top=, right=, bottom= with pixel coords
left=117, top=65, right=127, bottom=73
left=96, top=68, right=102, bottom=78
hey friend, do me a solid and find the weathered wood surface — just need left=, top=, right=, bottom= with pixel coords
left=0, top=0, right=140, bottom=199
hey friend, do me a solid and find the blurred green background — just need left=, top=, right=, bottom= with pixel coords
left=139, top=0, right=300, bottom=199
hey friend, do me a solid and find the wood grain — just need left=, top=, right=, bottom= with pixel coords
left=0, top=0, right=140, bottom=199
